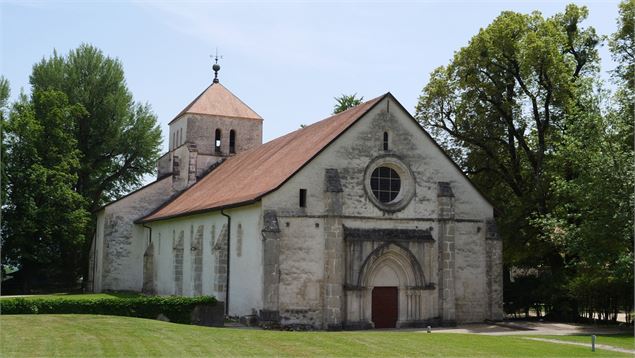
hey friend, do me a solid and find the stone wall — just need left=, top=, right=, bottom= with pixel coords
left=92, top=176, right=177, bottom=292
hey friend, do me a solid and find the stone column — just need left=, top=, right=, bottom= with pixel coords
left=437, top=182, right=456, bottom=325
left=486, top=219, right=504, bottom=320
left=323, top=168, right=345, bottom=330
left=261, top=210, right=281, bottom=323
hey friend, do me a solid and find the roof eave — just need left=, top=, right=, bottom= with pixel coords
left=136, top=198, right=261, bottom=224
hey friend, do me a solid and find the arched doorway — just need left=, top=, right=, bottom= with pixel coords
left=359, top=244, right=425, bottom=328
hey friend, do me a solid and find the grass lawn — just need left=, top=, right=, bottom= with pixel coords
left=0, top=292, right=142, bottom=300
left=0, top=315, right=632, bottom=357
left=532, top=334, right=634, bottom=351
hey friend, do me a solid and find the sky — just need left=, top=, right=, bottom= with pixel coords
left=1, top=0, right=622, bottom=154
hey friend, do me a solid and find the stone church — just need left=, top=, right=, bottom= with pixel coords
left=89, top=68, right=503, bottom=329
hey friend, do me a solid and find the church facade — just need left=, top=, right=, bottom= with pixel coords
left=89, top=76, right=503, bottom=329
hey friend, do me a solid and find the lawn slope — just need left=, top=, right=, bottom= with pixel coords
left=0, top=315, right=630, bottom=357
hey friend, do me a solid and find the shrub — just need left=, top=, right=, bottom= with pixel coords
left=0, top=295, right=217, bottom=324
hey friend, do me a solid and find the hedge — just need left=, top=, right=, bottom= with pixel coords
left=0, top=295, right=217, bottom=324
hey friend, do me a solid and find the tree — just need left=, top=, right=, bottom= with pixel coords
left=537, top=0, right=633, bottom=321
left=415, top=5, right=601, bottom=317
left=2, top=44, right=162, bottom=290
left=535, top=91, right=634, bottom=321
left=2, top=90, right=89, bottom=290
left=333, top=93, right=364, bottom=114
left=609, top=0, right=634, bottom=150
left=30, top=45, right=162, bottom=209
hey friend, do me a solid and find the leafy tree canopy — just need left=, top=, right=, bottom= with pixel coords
left=30, top=44, right=162, bottom=209
left=2, top=44, right=162, bottom=291
left=416, top=3, right=632, bottom=319
left=333, top=93, right=364, bottom=114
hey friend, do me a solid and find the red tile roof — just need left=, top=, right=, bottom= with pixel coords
left=168, top=82, right=262, bottom=124
left=141, top=94, right=386, bottom=222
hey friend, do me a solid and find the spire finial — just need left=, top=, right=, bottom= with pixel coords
left=211, top=48, right=223, bottom=83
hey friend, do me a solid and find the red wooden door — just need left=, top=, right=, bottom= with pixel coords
left=372, top=286, right=398, bottom=328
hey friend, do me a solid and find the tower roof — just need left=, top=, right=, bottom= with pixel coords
left=169, top=82, right=262, bottom=124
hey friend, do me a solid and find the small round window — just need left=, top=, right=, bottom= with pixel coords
left=364, top=155, right=415, bottom=212
left=370, top=167, right=401, bottom=203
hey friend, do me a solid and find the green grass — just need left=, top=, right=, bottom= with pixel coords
left=0, top=292, right=142, bottom=300
left=0, top=315, right=631, bottom=357
left=532, top=334, right=634, bottom=351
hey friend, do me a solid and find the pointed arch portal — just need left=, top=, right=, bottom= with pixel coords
left=343, top=228, right=437, bottom=329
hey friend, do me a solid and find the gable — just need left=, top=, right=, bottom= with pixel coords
left=262, top=95, right=493, bottom=217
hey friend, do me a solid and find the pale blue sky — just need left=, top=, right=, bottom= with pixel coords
left=1, top=1, right=621, bottom=153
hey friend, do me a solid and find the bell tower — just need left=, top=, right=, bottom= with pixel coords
left=157, top=61, right=263, bottom=190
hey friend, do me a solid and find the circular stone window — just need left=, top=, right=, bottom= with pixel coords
left=364, top=156, right=415, bottom=212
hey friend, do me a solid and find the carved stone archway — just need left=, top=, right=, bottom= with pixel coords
left=358, top=242, right=426, bottom=288
left=356, top=243, right=427, bottom=327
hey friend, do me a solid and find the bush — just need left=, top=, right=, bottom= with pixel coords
left=0, top=295, right=217, bottom=324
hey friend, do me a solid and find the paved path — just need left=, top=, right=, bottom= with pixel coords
left=402, top=321, right=631, bottom=336
left=523, top=337, right=635, bottom=355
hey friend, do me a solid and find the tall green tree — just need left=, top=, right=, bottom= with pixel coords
left=535, top=83, right=633, bottom=321
left=609, top=0, right=634, bottom=150
left=30, top=45, right=162, bottom=209
left=537, top=0, right=634, bottom=321
left=415, top=5, right=600, bottom=317
left=333, top=93, right=364, bottom=114
left=2, top=45, right=162, bottom=290
left=2, top=90, right=89, bottom=290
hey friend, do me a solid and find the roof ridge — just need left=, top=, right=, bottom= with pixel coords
left=170, top=83, right=213, bottom=124
left=260, top=93, right=387, bottom=145
left=217, top=82, right=263, bottom=121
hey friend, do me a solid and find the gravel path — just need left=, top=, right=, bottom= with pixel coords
left=523, top=337, right=635, bottom=355
left=401, top=321, right=632, bottom=336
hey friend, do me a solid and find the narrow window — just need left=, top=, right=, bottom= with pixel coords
left=172, top=132, right=176, bottom=149
left=229, top=130, right=236, bottom=154
left=215, top=129, right=222, bottom=153
left=299, top=189, right=307, bottom=208
left=383, top=132, right=389, bottom=151
left=180, top=129, right=183, bottom=145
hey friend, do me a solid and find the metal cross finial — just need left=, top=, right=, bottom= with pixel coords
left=211, top=48, right=223, bottom=83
